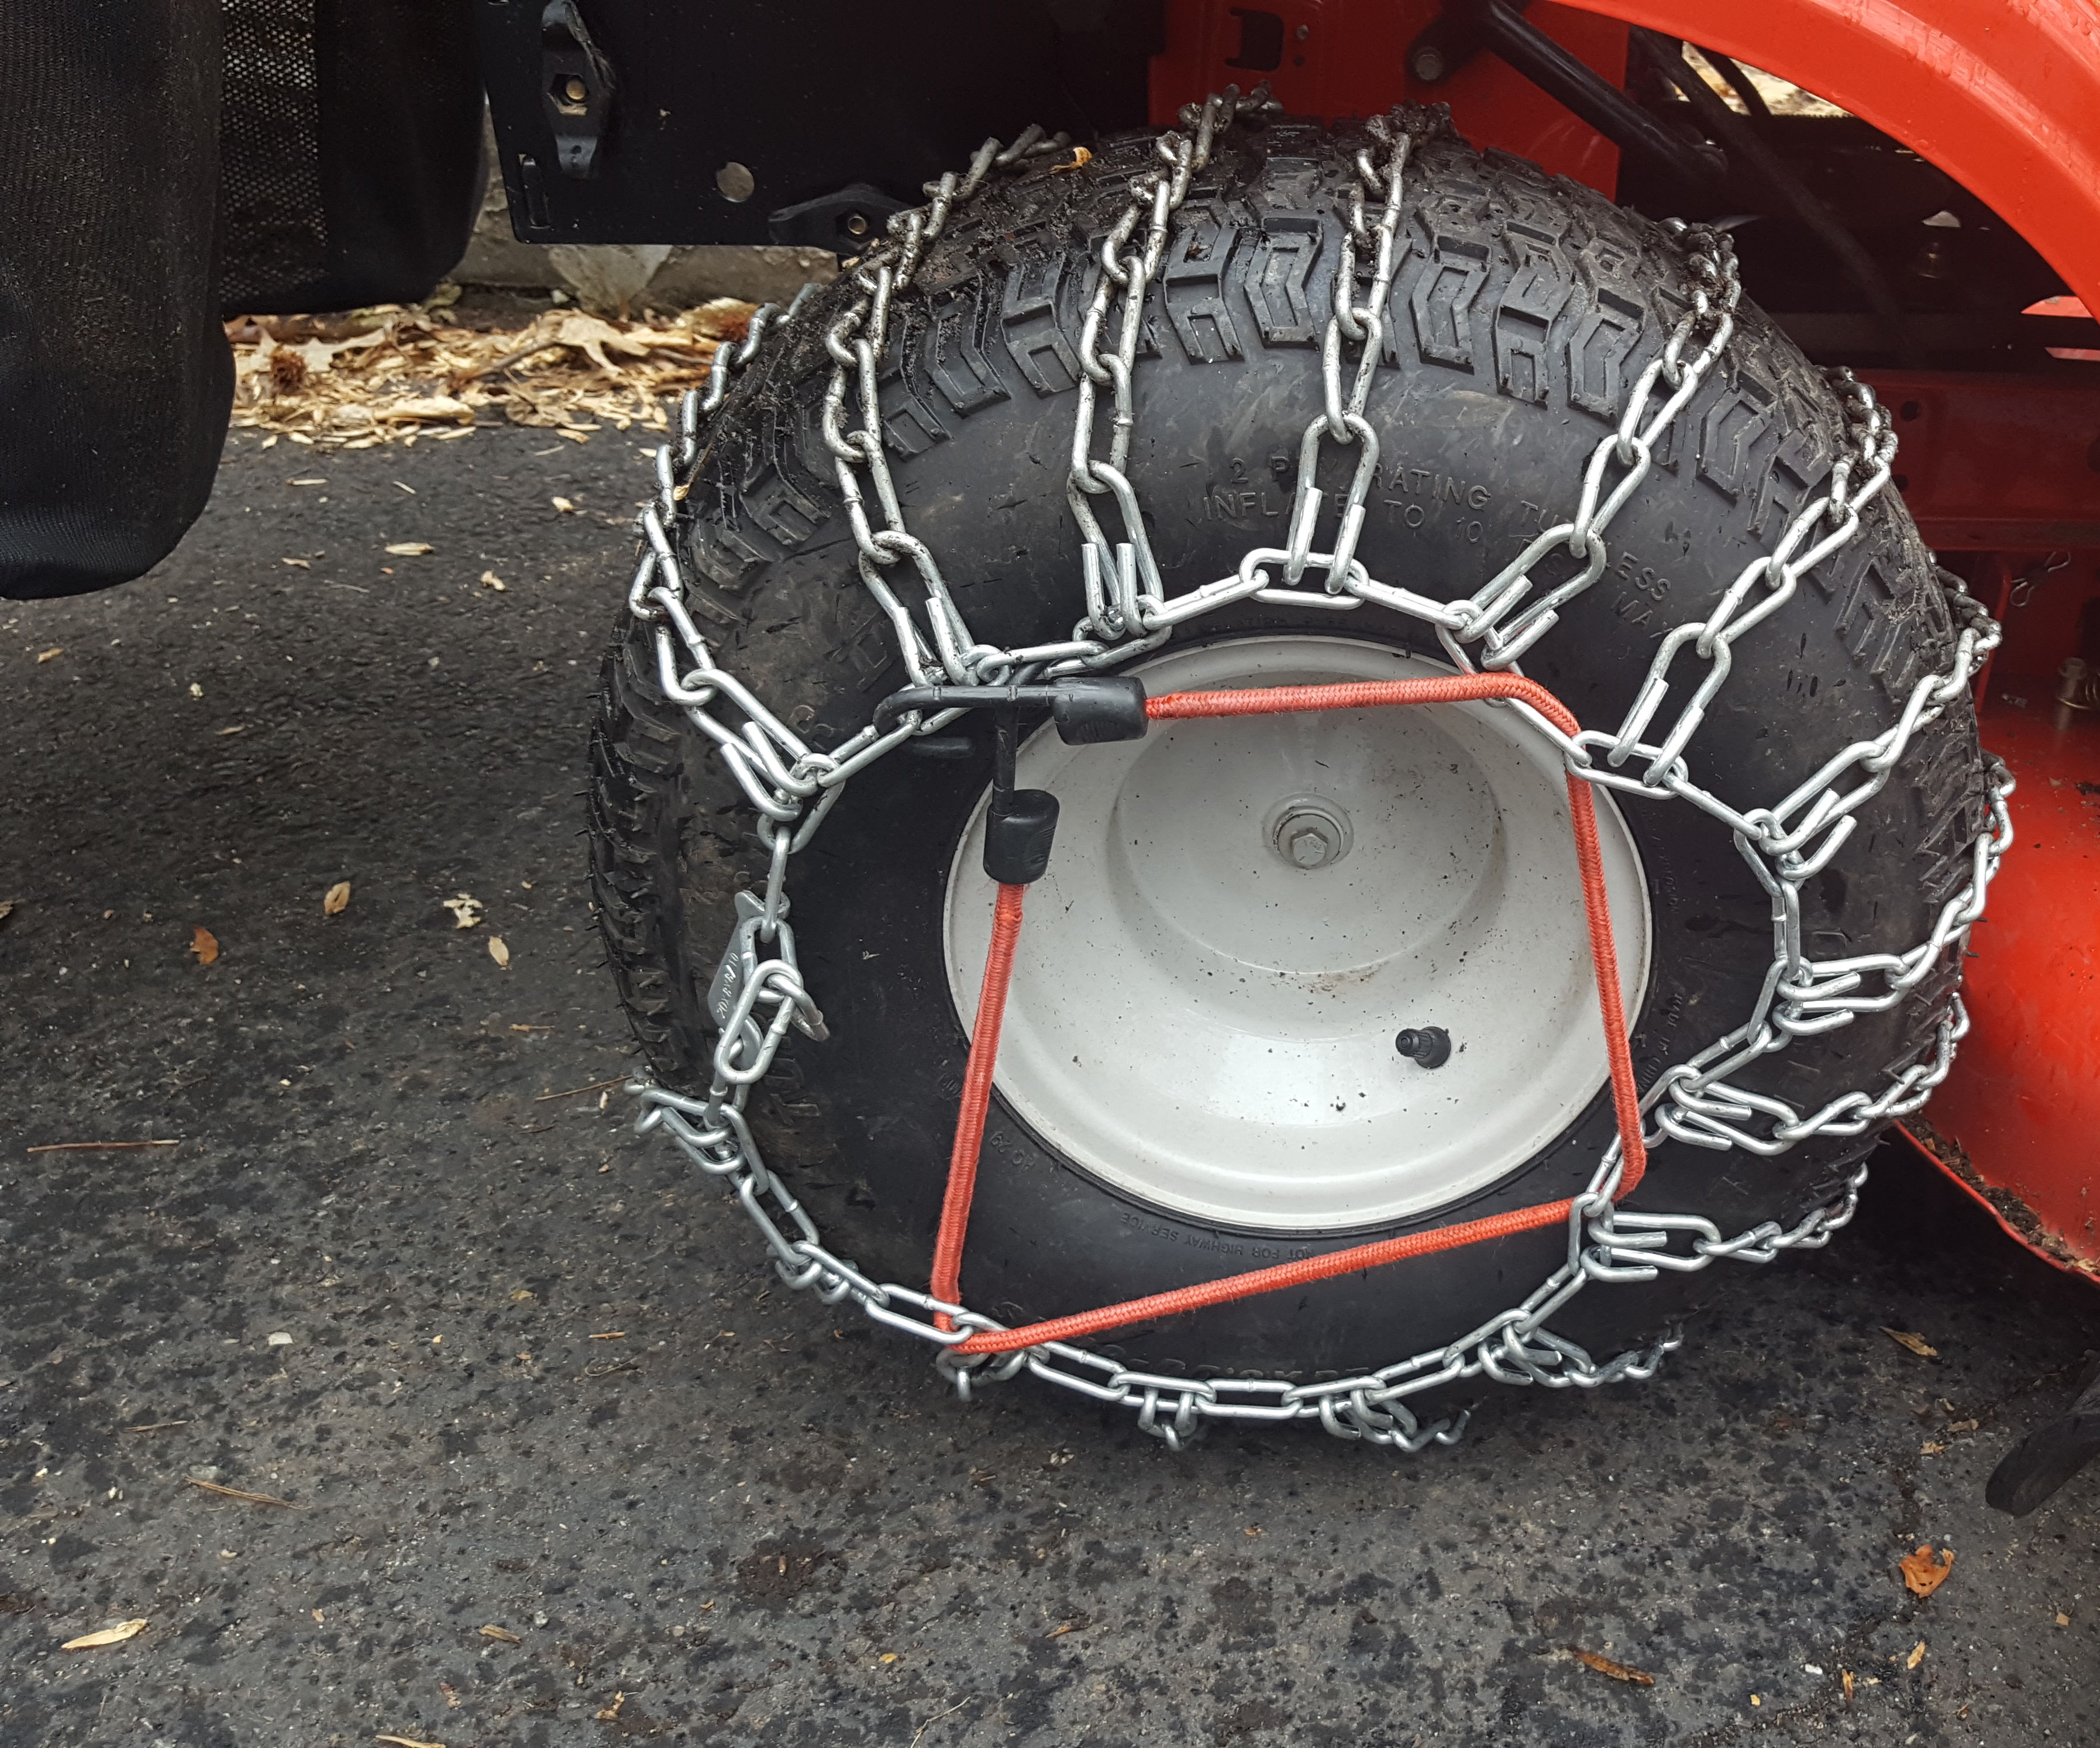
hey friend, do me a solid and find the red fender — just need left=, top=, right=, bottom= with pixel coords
left=1557, top=0, right=2100, bottom=313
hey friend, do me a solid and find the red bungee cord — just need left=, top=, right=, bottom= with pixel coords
left=929, top=673, right=1648, bottom=1357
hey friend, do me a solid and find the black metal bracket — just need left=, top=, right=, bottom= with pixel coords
left=540, top=0, right=615, bottom=179
left=1403, top=0, right=1512, bottom=85
left=767, top=183, right=912, bottom=254
left=1409, top=0, right=1724, bottom=196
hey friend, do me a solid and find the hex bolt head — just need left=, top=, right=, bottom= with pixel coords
left=1268, top=798, right=1351, bottom=871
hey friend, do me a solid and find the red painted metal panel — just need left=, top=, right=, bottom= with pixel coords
left=1149, top=0, right=1626, bottom=194
left=1555, top=0, right=2100, bottom=318
left=1922, top=688, right=2100, bottom=1267
left=1863, top=371, right=2100, bottom=551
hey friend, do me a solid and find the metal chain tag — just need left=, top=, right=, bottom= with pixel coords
left=619, top=91, right=2011, bottom=1448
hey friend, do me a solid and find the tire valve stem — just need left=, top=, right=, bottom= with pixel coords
left=1395, top=1026, right=1452, bottom=1069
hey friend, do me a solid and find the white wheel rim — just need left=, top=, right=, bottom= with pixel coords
left=944, top=636, right=1653, bottom=1231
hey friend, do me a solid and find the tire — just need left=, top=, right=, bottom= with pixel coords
left=588, top=117, right=1989, bottom=1384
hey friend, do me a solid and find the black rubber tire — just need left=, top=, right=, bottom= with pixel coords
left=588, top=118, right=1988, bottom=1383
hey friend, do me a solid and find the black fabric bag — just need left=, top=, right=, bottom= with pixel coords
left=1, top=0, right=481, bottom=600
left=0, top=0, right=231, bottom=600
left=219, top=0, right=484, bottom=315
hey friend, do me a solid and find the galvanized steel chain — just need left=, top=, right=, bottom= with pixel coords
left=621, top=93, right=2009, bottom=1446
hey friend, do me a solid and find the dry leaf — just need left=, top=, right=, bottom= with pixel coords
left=61, top=1619, right=148, bottom=1650
left=1049, top=145, right=1094, bottom=173
left=186, top=1477, right=297, bottom=1508
left=190, top=925, right=220, bottom=966
left=36, top=646, right=63, bottom=662
left=0, top=900, right=13, bottom=925
left=551, top=496, right=579, bottom=514
left=1899, top=1545, right=1955, bottom=1598
left=1841, top=1670, right=1855, bottom=1701
left=442, top=893, right=482, bottom=929
left=1575, top=1649, right=1656, bottom=1686
left=374, top=1737, right=445, bottom=1748
left=1947, top=1417, right=1978, bottom=1434
left=487, top=935, right=511, bottom=969
left=323, top=881, right=351, bottom=916
left=1882, top=1328, right=1938, bottom=1358
left=384, top=541, right=433, bottom=557
left=380, top=396, right=473, bottom=425
left=2057, top=1611, right=2072, bottom=1626
left=1921, top=1440, right=1946, bottom=1455
left=478, top=570, right=507, bottom=591
left=1905, top=1640, right=1926, bottom=1670
left=595, top=1692, right=626, bottom=1722
left=478, top=1624, right=521, bottom=1643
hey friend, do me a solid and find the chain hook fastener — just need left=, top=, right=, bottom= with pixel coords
left=876, top=676, right=1152, bottom=885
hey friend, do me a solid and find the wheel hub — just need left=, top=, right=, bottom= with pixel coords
left=945, top=636, right=1653, bottom=1232
left=1268, top=796, right=1352, bottom=870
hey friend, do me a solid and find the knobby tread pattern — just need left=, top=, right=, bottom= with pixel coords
left=586, top=117, right=1988, bottom=1371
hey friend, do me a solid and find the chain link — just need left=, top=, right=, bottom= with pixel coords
left=618, top=95, right=2011, bottom=1446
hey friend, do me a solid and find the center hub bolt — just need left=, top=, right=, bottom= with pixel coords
left=1268, top=797, right=1352, bottom=870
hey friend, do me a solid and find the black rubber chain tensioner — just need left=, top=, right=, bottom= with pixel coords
left=876, top=677, right=1150, bottom=886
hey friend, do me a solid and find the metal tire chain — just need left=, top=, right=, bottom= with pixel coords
left=618, top=92, right=2012, bottom=1450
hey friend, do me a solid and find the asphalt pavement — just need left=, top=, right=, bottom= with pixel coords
left=5, top=425, right=2099, bottom=1747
